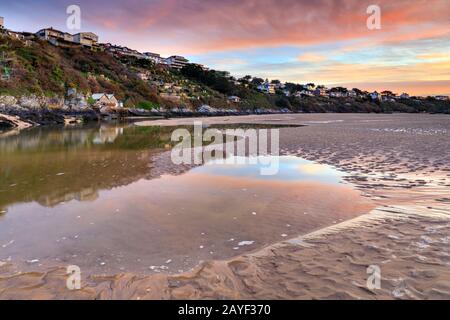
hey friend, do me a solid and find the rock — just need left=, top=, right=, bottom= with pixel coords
left=19, top=95, right=42, bottom=109
left=0, top=96, right=18, bottom=106
left=0, top=117, right=16, bottom=130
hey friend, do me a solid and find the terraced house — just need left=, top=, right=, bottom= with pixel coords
left=36, top=27, right=98, bottom=47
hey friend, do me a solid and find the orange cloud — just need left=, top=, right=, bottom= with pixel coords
left=298, top=53, right=326, bottom=62
left=82, top=0, right=450, bottom=54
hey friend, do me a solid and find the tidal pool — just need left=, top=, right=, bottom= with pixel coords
left=0, top=123, right=372, bottom=275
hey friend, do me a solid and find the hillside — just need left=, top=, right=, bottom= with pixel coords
left=0, top=36, right=227, bottom=109
left=0, top=35, right=449, bottom=115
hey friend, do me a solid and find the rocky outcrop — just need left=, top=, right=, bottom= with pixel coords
left=0, top=113, right=33, bottom=131
left=0, top=95, right=102, bottom=127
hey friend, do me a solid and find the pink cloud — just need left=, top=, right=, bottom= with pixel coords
left=79, top=0, right=450, bottom=54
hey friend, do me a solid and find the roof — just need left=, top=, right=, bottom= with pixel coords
left=91, top=93, right=106, bottom=100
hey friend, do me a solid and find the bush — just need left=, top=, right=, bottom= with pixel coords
left=137, top=101, right=159, bottom=110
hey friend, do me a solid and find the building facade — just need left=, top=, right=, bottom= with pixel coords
left=91, top=93, right=120, bottom=108
left=36, top=28, right=98, bottom=47
left=165, top=55, right=189, bottom=70
left=144, top=52, right=164, bottom=64
left=73, top=32, right=98, bottom=47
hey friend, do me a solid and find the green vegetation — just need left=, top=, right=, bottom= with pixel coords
left=136, top=100, right=159, bottom=110
left=0, top=35, right=449, bottom=113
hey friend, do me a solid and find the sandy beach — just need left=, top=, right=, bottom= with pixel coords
left=0, top=113, right=449, bottom=300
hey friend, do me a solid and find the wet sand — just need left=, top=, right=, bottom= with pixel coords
left=1, top=113, right=450, bottom=299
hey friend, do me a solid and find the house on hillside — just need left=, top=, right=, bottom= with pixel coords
left=0, top=17, right=4, bottom=29
left=36, top=28, right=98, bottom=47
left=381, top=91, right=396, bottom=102
left=348, top=90, right=358, bottom=98
left=228, top=96, right=241, bottom=103
left=305, top=83, right=316, bottom=91
left=435, top=95, right=449, bottom=101
left=165, top=56, right=189, bottom=70
left=399, top=93, right=410, bottom=99
left=370, top=91, right=381, bottom=101
left=91, top=93, right=121, bottom=108
left=144, top=52, right=164, bottom=64
left=36, top=27, right=73, bottom=45
left=73, top=32, right=98, bottom=47
left=294, top=90, right=314, bottom=97
left=257, top=81, right=276, bottom=94
left=314, top=87, right=327, bottom=97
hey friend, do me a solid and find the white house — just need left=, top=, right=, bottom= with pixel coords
left=305, top=83, right=316, bottom=91
left=400, top=93, right=410, bottom=99
left=370, top=91, right=381, bottom=101
left=314, top=87, right=327, bottom=97
left=144, top=52, right=164, bottom=64
left=257, top=81, right=276, bottom=94
left=165, top=56, right=189, bottom=70
left=91, top=93, right=120, bottom=108
left=348, top=90, right=358, bottom=98
left=435, top=95, right=449, bottom=101
left=228, top=96, right=241, bottom=103
left=73, top=32, right=98, bottom=47
left=36, top=28, right=98, bottom=47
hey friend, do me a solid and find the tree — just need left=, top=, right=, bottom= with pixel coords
left=251, top=77, right=264, bottom=86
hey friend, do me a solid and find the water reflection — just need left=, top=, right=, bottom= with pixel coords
left=196, top=156, right=343, bottom=184
left=0, top=122, right=372, bottom=276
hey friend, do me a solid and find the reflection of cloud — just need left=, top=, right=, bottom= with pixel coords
left=298, top=163, right=326, bottom=175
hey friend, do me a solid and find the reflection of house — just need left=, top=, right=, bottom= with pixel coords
left=91, top=93, right=121, bottom=108
left=41, top=188, right=100, bottom=207
left=93, top=126, right=124, bottom=144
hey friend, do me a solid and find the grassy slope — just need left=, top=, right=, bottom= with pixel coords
left=0, top=36, right=449, bottom=113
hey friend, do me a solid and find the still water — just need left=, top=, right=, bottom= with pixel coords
left=0, top=123, right=372, bottom=275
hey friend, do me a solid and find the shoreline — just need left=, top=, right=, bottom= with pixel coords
left=1, top=106, right=449, bottom=135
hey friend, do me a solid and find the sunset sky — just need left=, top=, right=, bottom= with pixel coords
left=1, top=0, right=449, bottom=95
